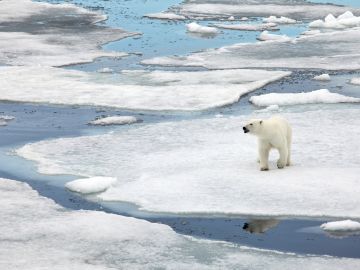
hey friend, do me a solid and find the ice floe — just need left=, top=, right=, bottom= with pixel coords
left=17, top=108, right=360, bottom=218
left=321, top=220, right=360, bottom=232
left=0, top=115, right=15, bottom=126
left=313, top=74, right=331, bottom=81
left=97, top=67, right=114, bottom=73
left=171, top=0, right=360, bottom=21
left=310, top=11, right=360, bottom=29
left=0, top=66, right=290, bottom=111
left=250, top=89, right=360, bottom=107
left=2, top=178, right=360, bottom=269
left=186, top=22, right=219, bottom=34
left=89, top=116, right=138, bottom=126
left=263, top=16, right=297, bottom=24
left=214, top=23, right=278, bottom=31
left=0, top=0, right=134, bottom=66
left=65, top=177, right=117, bottom=194
left=349, top=77, right=360, bottom=85
left=144, top=12, right=186, bottom=20
left=257, top=31, right=292, bottom=42
left=142, top=28, right=360, bottom=70
left=301, top=29, right=321, bottom=36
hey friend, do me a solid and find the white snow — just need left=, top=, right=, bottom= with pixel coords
left=250, top=89, right=360, bottom=107
left=2, top=177, right=360, bottom=269
left=65, top=177, right=117, bottom=194
left=214, top=23, right=277, bottom=31
left=89, top=116, right=138, bottom=126
left=142, top=28, right=360, bottom=70
left=257, top=31, right=292, bottom=42
left=310, top=11, right=360, bottom=29
left=0, top=66, right=290, bottom=111
left=97, top=67, right=114, bottom=73
left=16, top=108, right=360, bottom=218
left=313, top=74, right=331, bottom=81
left=0, top=0, right=133, bottom=66
left=186, top=22, right=218, bottom=34
left=321, top=220, right=360, bottom=232
left=263, top=16, right=297, bottom=24
left=228, top=16, right=235, bottom=21
left=349, top=77, right=360, bottom=85
left=144, top=12, right=186, bottom=20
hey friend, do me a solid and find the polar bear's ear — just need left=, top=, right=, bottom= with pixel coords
left=260, top=120, right=263, bottom=124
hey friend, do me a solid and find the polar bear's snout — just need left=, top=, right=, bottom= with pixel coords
left=243, top=126, right=249, bottom=133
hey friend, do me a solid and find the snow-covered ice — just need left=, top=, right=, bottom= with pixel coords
left=17, top=108, right=360, bottom=218
left=263, top=16, right=297, bottom=24
left=97, top=67, right=114, bottom=73
left=0, top=0, right=134, bottom=66
left=257, top=31, right=292, bottom=42
left=144, top=12, right=186, bottom=20
left=143, top=28, right=360, bottom=70
left=321, top=220, right=360, bottom=232
left=171, top=0, right=360, bottom=20
left=0, top=66, right=290, bottom=111
left=0, top=115, right=15, bottom=126
left=2, top=178, right=360, bottom=269
left=310, top=11, right=360, bottom=29
left=250, top=89, right=360, bottom=107
left=214, top=23, right=278, bottom=31
left=89, top=116, right=138, bottom=126
left=301, top=29, right=321, bottom=36
left=349, top=77, right=360, bottom=85
left=186, top=22, right=218, bottom=34
left=65, top=177, right=117, bottom=194
left=313, top=74, right=331, bottom=81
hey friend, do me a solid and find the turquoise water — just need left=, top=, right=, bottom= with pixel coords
left=312, top=0, right=360, bottom=7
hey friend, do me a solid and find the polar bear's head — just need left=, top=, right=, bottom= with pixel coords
left=243, top=119, right=263, bottom=135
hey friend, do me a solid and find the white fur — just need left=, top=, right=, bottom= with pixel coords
left=243, top=116, right=292, bottom=171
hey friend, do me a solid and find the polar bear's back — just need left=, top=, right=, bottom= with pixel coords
left=266, top=116, right=292, bottom=140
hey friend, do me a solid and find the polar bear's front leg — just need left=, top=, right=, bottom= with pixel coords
left=258, top=140, right=270, bottom=171
left=277, top=146, right=288, bottom=169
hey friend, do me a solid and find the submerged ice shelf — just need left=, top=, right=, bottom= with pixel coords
left=2, top=177, right=360, bottom=269
left=17, top=108, right=360, bottom=218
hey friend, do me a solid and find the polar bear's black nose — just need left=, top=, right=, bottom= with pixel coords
left=243, top=127, right=249, bottom=133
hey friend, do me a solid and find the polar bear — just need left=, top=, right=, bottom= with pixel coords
left=243, top=116, right=292, bottom=171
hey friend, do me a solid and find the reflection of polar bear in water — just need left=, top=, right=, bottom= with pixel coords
left=243, top=116, right=292, bottom=171
left=243, top=219, right=279, bottom=234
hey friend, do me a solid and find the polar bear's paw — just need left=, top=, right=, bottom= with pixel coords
left=277, top=160, right=286, bottom=169
left=260, top=167, right=269, bottom=171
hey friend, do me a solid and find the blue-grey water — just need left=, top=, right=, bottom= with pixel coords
left=2, top=0, right=360, bottom=259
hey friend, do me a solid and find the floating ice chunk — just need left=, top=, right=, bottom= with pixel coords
left=144, top=12, right=186, bottom=20
left=89, top=116, right=138, bottom=126
left=2, top=177, right=360, bottom=269
left=350, top=77, right=360, bottom=85
left=310, top=11, right=360, bottom=29
left=255, top=104, right=280, bottom=113
left=0, top=115, right=15, bottom=126
left=16, top=109, right=360, bottom=218
left=97, top=67, right=114, bottom=73
left=186, top=22, right=218, bottom=34
left=65, top=177, right=117, bottom=194
left=313, top=74, right=331, bottom=81
left=257, top=31, right=292, bottom=42
left=214, top=23, right=277, bottom=31
left=228, top=16, right=235, bottom=21
left=0, top=66, right=290, bottom=111
left=263, top=16, right=297, bottom=24
left=142, top=28, right=360, bottom=70
left=250, top=89, right=360, bottom=107
left=321, top=220, right=360, bottom=232
left=0, top=0, right=134, bottom=66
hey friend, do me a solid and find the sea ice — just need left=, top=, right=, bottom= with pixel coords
left=17, top=109, right=360, bottom=218
left=310, top=11, right=360, bottom=29
left=0, top=0, right=134, bottom=66
left=89, top=116, right=138, bottom=126
left=321, top=220, right=360, bottom=232
left=97, top=67, right=114, bottom=73
left=214, top=23, right=278, bottom=31
left=249, top=89, right=360, bottom=106
left=142, top=28, right=360, bottom=70
left=144, top=12, right=186, bottom=20
left=65, top=177, right=117, bottom=194
left=0, top=66, right=290, bottom=111
left=263, top=16, right=297, bottom=24
left=257, top=31, right=292, bottom=42
left=0, top=115, right=15, bottom=127
left=186, top=22, right=219, bottom=34
left=170, top=0, right=360, bottom=21
left=2, top=177, right=360, bottom=269
left=349, top=77, right=360, bottom=85
left=313, top=74, right=331, bottom=81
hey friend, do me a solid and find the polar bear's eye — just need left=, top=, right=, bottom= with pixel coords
left=250, top=123, right=253, bottom=126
